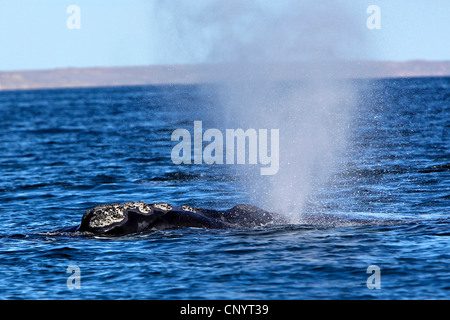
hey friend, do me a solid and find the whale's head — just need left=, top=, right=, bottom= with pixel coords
left=78, top=201, right=170, bottom=235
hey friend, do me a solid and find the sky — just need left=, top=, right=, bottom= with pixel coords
left=0, top=0, right=449, bottom=71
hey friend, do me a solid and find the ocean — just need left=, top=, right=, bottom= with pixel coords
left=0, top=77, right=448, bottom=299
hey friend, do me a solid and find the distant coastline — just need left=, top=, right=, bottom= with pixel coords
left=0, top=60, right=449, bottom=91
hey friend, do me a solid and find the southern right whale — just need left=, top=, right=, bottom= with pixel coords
left=63, top=201, right=287, bottom=236
left=54, top=201, right=402, bottom=237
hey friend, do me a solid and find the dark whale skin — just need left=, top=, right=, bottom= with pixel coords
left=70, top=202, right=285, bottom=236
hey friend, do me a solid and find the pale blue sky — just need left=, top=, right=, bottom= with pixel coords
left=0, top=0, right=448, bottom=71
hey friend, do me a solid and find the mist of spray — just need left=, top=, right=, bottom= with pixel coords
left=156, top=0, right=365, bottom=221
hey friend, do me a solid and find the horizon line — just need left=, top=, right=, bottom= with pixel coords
left=1, top=60, right=449, bottom=91
left=2, top=59, right=450, bottom=74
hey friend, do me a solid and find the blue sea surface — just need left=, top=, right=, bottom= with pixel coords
left=0, top=78, right=448, bottom=299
